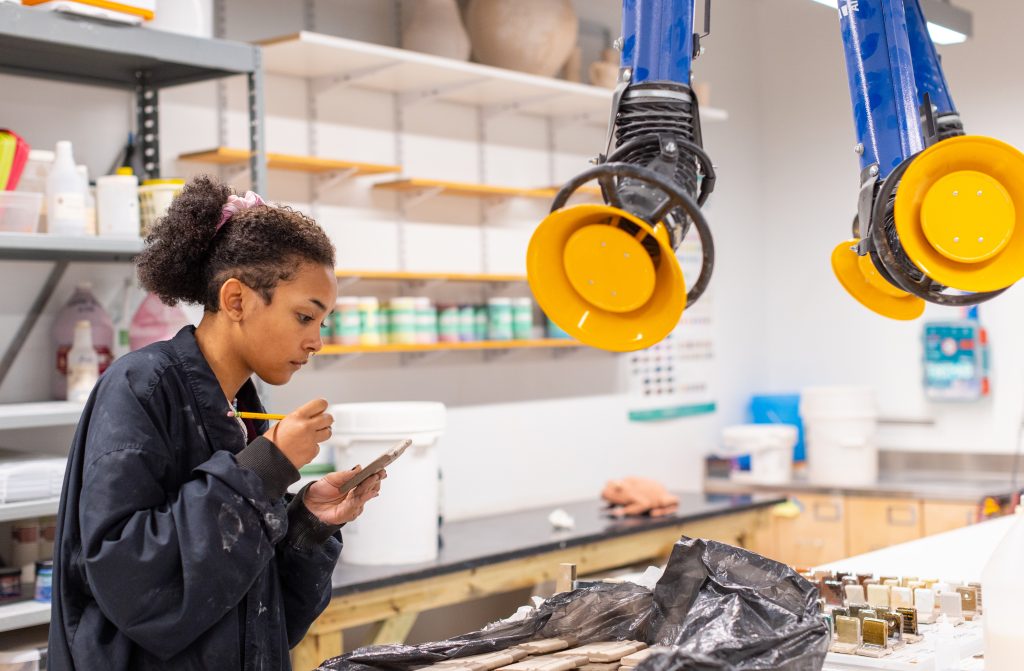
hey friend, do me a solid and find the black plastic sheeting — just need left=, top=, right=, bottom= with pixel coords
left=319, top=538, right=829, bottom=671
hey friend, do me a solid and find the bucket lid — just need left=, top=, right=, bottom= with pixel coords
left=721, top=424, right=798, bottom=453
left=330, top=402, right=446, bottom=435
left=799, top=386, right=877, bottom=419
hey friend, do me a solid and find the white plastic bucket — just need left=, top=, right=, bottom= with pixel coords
left=721, top=424, right=798, bottom=485
left=800, top=386, right=878, bottom=486
left=326, top=402, right=446, bottom=565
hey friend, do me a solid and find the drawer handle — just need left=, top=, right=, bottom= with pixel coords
left=813, top=502, right=842, bottom=522
left=887, top=505, right=918, bottom=526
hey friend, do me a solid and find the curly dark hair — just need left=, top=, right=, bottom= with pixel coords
left=136, top=176, right=336, bottom=312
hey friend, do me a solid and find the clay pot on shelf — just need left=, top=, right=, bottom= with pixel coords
left=588, top=48, right=620, bottom=89
left=401, top=0, right=471, bottom=61
left=465, top=0, right=578, bottom=77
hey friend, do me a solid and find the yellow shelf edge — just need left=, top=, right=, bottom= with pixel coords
left=334, top=270, right=528, bottom=283
left=372, top=178, right=603, bottom=201
left=178, top=147, right=401, bottom=176
left=320, top=339, right=581, bottom=355
left=373, top=178, right=557, bottom=200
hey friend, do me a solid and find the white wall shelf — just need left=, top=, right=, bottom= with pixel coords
left=0, top=499, right=61, bottom=525
left=260, top=32, right=729, bottom=125
left=0, top=600, right=51, bottom=633
left=0, top=402, right=84, bottom=431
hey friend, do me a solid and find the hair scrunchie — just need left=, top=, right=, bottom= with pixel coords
left=215, top=191, right=266, bottom=234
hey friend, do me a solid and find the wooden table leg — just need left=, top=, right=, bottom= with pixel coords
left=292, top=630, right=344, bottom=671
left=371, top=612, right=419, bottom=645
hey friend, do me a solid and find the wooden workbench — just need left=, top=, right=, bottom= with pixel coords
left=292, top=493, right=781, bottom=671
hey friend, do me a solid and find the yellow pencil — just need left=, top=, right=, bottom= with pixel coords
left=227, top=411, right=286, bottom=421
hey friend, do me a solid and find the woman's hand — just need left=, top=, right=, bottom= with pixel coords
left=264, top=398, right=332, bottom=469
left=302, top=467, right=387, bottom=526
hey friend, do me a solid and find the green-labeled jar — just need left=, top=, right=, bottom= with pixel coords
left=513, top=297, right=534, bottom=340
left=415, top=297, right=437, bottom=344
left=389, top=297, right=418, bottom=345
left=487, top=297, right=514, bottom=340
left=438, top=304, right=460, bottom=343
left=336, top=297, right=361, bottom=345
left=459, top=305, right=477, bottom=342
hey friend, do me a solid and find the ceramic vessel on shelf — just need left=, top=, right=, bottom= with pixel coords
left=589, top=48, right=620, bottom=89
left=401, top=0, right=470, bottom=61
left=465, top=0, right=578, bottom=77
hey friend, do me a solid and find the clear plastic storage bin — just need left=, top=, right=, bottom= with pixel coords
left=0, top=192, right=43, bottom=234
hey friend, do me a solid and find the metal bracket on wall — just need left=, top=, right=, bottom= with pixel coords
left=400, top=350, right=448, bottom=366
left=311, top=62, right=401, bottom=96
left=550, top=346, right=579, bottom=360
left=482, top=347, right=514, bottom=363
left=313, top=167, right=360, bottom=198
left=552, top=111, right=603, bottom=132
left=312, top=352, right=364, bottom=368
left=480, top=92, right=569, bottom=122
left=0, top=260, right=69, bottom=388
left=400, top=186, right=445, bottom=209
left=337, top=276, right=363, bottom=290
left=397, top=79, right=488, bottom=108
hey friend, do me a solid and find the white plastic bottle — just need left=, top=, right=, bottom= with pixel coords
left=46, top=141, right=88, bottom=236
left=981, top=506, right=1024, bottom=671
left=67, top=320, right=100, bottom=403
left=96, top=167, right=141, bottom=237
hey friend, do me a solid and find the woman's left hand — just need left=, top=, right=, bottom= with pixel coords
left=303, top=467, right=387, bottom=526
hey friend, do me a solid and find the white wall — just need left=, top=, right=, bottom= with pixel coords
left=0, top=0, right=769, bottom=522
left=754, top=0, right=1024, bottom=455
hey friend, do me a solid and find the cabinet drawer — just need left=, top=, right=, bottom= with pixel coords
left=846, top=496, right=923, bottom=556
left=923, top=501, right=978, bottom=537
left=774, top=493, right=847, bottom=567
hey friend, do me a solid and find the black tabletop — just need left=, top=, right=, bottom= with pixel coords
left=330, top=492, right=783, bottom=596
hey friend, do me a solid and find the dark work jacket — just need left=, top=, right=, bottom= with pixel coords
left=49, top=326, right=341, bottom=671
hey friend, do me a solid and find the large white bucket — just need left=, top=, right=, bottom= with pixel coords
left=800, top=386, right=878, bottom=486
left=721, top=424, right=798, bottom=485
left=326, top=402, right=446, bottom=565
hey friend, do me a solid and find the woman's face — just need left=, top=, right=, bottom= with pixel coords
left=240, top=262, right=338, bottom=385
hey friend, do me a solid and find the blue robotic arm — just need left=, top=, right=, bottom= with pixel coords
left=830, top=0, right=1024, bottom=319
left=528, top=0, right=1024, bottom=354
left=527, top=0, right=715, bottom=352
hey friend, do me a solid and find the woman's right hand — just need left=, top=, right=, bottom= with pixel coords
left=265, top=398, right=333, bottom=469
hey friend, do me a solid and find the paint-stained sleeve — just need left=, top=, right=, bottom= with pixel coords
left=276, top=487, right=342, bottom=648
left=77, top=372, right=288, bottom=661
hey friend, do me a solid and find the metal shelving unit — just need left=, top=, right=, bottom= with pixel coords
left=0, top=3, right=266, bottom=388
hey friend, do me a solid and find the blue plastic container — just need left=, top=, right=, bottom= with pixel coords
left=750, top=394, right=805, bottom=462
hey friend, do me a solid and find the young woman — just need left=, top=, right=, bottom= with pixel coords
left=49, top=176, right=383, bottom=670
